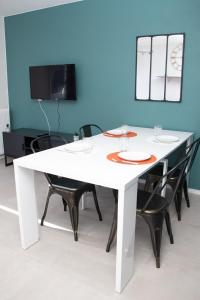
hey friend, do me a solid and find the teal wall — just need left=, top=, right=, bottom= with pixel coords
left=5, top=0, right=200, bottom=188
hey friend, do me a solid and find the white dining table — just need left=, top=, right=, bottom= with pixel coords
left=13, top=126, right=193, bottom=293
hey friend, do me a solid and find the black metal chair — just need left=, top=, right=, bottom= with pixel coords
left=79, top=124, right=103, bottom=139
left=144, top=137, right=200, bottom=220
left=30, top=134, right=102, bottom=241
left=106, top=155, right=190, bottom=268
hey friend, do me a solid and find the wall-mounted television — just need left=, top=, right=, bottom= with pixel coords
left=29, top=64, right=76, bottom=100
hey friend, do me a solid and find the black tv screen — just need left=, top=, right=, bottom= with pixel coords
left=29, top=64, right=76, bottom=100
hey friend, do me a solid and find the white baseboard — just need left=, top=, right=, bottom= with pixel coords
left=140, top=178, right=200, bottom=198
left=188, top=188, right=200, bottom=196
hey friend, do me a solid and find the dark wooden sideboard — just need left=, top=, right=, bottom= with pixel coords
left=3, top=128, right=73, bottom=166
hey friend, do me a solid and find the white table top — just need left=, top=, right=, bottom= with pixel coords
left=14, top=126, right=193, bottom=190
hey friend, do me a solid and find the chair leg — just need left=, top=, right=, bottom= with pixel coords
left=68, top=203, right=79, bottom=241
left=165, top=211, right=174, bottom=244
left=91, top=187, right=102, bottom=221
left=62, top=197, right=67, bottom=211
left=183, top=178, right=190, bottom=208
left=143, top=214, right=164, bottom=268
left=154, top=228, right=162, bottom=268
left=106, top=202, right=118, bottom=252
left=41, top=188, right=53, bottom=226
left=112, top=189, right=118, bottom=202
left=174, top=189, right=182, bottom=221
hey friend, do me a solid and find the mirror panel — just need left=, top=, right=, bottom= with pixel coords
left=165, top=34, right=184, bottom=101
left=136, top=37, right=151, bottom=100
left=151, top=36, right=167, bottom=100
left=135, top=33, right=185, bottom=102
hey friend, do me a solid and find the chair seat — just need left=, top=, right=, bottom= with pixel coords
left=48, top=174, right=91, bottom=191
left=137, top=190, right=168, bottom=214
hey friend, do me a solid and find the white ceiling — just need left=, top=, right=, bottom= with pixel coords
left=0, top=0, right=82, bottom=17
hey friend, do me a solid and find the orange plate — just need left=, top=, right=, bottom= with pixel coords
left=103, top=131, right=137, bottom=138
left=107, top=152, right=157, bottom=165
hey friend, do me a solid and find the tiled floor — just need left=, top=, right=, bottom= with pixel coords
left=0, top=159, right=200, bottom=300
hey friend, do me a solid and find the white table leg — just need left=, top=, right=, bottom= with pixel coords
left=161, top=159, right=168, bottom=197
left=81, top=194, right=86, bottom=210
left=186, top=135, right=194, bottom=181
left=115, top=179, right=138, bottom=293
left=14, top=164, right=39, bottom=249
left=81, top=185, right=100, bottom=210
left=186, top=135, right=193, bottom=150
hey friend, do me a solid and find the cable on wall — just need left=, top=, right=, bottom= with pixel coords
left=56, top=100, right=61, bottom=133
left=37, top=99, right=51, bottom=135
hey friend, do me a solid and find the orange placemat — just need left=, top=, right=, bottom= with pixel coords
left=107, top=152, right=157, bottom=165
left=103, top=131, right=137, bottom=138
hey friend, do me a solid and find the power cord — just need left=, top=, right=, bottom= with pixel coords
left=37, top=99, right=51, bottom=135
left=56, top=100, right=61, bottom=133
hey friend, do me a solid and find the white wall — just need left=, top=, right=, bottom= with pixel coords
left=0, top=16, right=9, bottom=110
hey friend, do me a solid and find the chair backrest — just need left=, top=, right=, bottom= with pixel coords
left=142, top=154, right=190, bottom=213
left=31, top=134, right=67, bottom=153
left=185, top=137, right=200, bottom=174
left=79, top=124, right=103, bottom=139
left=30, top=134, right=67, bottom=186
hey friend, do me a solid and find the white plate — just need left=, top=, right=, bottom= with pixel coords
left=64, top=141, right=92, bottom=153
left=118, top=151, right=151, bottom=161
left=156, top=135, right=180, bottom=143
left=106, top=129, right=122, bottom=135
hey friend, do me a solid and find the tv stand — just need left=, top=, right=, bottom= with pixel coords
left=3, top=128, right=73, bottom=166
